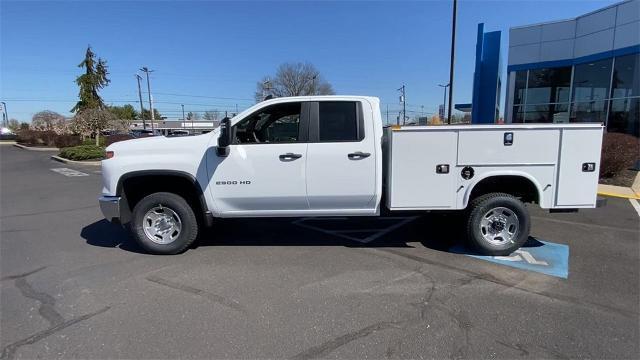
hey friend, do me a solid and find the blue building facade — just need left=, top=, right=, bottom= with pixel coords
left=471, top=23, right=502, bottom=123
left=505, top=0, right=639, bottom=137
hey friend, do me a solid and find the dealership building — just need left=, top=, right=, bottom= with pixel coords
left=502, top=0, right=639, bottom=136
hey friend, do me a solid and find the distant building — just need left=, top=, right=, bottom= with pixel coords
left=505, top=0, right=639, bottom=137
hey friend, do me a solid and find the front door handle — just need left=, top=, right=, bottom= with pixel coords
left=279, top=153, right=302, bottom=161
left=348, top=151, right=371, bottom=160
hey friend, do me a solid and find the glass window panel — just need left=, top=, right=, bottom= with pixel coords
left=513, top=71, right=527, bottom=105
left=523, top=103, right=569, bottom=123
left=319, top=102, right=358, bottom=142
left=512, top=105, right=524, bottom=123
left=572, top=59, right=613, bottom=102
left=526, top=67, right=572, bottom=104
left=611, top=54, right=640, bottom=99
left=233, top=102, right=301, bottom=144
left=570, top=100, right=608, bottom=123
left=608, top=97, right=639, bottom=137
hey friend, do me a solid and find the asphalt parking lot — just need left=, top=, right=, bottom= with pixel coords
left=1, top=144, right=639, bottom=359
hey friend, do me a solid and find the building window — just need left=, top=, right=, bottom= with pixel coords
left=611, top=54, right=639, bottom=99
left=571, top=100, right=608, bottom=123
left=572, top=59, right=612, bottom=103
left=524, top=103, right=569, bottom=123
left=608, top=97, right=639, bottom=137
left=527, top=67, right=572, bottom=104
left=513, top=71, right=527, bottom=105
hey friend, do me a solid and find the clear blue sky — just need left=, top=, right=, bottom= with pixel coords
left=1, top=0, right=618, bottom=123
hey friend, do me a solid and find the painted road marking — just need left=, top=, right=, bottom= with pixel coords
left=292, top=217, right=417, bottom=244
left=50, top=168, right=89, bottom=177
left=450, top=239, right=569, bottom=278
left=629, top=199, right=640, bottom=218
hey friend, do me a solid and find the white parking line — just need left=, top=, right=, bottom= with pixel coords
left=50, top=168, right=89, bottom=177
left=292, top=216, right=417, bottom=244
left=629, top=199, right=640, bottom=218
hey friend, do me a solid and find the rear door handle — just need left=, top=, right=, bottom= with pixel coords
left=279, top=153, right=302, bottom=161
left=348, top=151, right=371, bottom=160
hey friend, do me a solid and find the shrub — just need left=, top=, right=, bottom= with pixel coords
left=58, top=145, right=105, bottom=161
left=17, top=130, right=58, bottom=147
left=54, top=134, right=82, bottom=148
left=600, top=132, right=640, bottom=178
left=82, top=136, right=106, bottom=147
left=105, top=133, right=134, bottom=146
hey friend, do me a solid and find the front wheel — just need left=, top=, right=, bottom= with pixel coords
left=130, top=192, right=199, bottom=254
left=466, top=193, right=530, bottom=256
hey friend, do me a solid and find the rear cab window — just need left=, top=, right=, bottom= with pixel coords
left=317, top=101, right=364, bottom=142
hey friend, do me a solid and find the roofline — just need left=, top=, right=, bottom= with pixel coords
left=510, top=0, right=632, bottom=30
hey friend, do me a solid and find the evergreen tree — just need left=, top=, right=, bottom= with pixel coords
left=71, top=46, right=110, bottom=112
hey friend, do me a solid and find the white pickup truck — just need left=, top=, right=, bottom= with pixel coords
left=99, top=96, right=604, bottom=255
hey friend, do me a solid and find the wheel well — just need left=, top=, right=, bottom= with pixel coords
left=119, top=174, right=206, bottom=221
left=468, top=176, right=539, bottom=204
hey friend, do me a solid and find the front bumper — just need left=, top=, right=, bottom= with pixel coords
left=99, top=196, right=122, bottom=223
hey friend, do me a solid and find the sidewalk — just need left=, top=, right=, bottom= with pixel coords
left=597, top=173, right=640, bottom=200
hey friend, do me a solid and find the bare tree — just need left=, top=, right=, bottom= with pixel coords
left=31, top=110, right=66, bottom=132
left=202, top=110, right=219, bottom=121
left=254, top=62, right=335, bottom=102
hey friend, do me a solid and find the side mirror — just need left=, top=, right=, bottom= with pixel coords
left=216, top=117, right=232, bottom=157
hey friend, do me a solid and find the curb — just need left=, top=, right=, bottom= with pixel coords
left=0, top=141, right=17, bottom=145
left=14, top=143, right=59, bottom=151
left=597, top=183, right=640, bottom=200
left=51, top=155, right=102, bottom=167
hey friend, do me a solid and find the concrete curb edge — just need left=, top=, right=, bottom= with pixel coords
left=51, top=155, right=102, bottom=167
left=13, top=143, right=59, bottom=151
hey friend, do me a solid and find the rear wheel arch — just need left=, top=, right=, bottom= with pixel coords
left=464, top=173, right=543, bottom=208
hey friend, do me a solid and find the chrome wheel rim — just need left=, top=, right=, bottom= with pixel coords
left=143, top=205, right=182, bottom=244
left=479, top=207, right=519, bottom=246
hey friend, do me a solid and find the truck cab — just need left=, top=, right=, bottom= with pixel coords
left=207, top=96, right=383, bottom=217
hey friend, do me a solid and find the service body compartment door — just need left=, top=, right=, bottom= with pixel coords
left=556, top=128, right=603, bottom=207
left=388, top=130, right=458, bottom=209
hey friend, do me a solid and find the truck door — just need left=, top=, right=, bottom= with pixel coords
left=208, top=101, right=310, bottom=214
left=306, top=101, right=377, bottom=212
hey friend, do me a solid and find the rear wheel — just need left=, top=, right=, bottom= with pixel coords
left=130, top=192, right=199, bottom=254
left=466, top=193, right=530, bottom=256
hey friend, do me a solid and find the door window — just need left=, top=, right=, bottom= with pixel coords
left=318, top=102, right=361, bottom=142
left=234, top=102, right=302, bottom=144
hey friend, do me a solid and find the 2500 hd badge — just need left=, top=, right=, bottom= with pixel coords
left=215, top=180, right=252, bottom=185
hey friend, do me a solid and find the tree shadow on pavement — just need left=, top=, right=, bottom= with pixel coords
left=81, top=219, right=146, bottom=254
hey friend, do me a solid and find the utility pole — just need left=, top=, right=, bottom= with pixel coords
left=140, top=67, right=155, bottom=131
left=398, top=84, right=406, bottom=125
left=447, top=0, right=458, bottom=125
left=181, top=104, right=185, bottom=129
left=438, top=83, right=450, bottom=122
left=135, top=74, right=146, bottom=130
left=386, top=104, right=389, bottom=125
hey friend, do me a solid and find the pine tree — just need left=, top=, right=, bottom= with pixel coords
left=71, top=46, right=110, bottom=113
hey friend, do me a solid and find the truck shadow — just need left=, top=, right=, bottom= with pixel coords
left=82, top=213, right=495, bottom=254
left=81, top=220, right=146, bottom=254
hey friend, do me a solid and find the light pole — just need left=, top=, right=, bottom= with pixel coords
left=438, top=83, right=450, bottom=122
left=447, top=0, right=458, bottom=125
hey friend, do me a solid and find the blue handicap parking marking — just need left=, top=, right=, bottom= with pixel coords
left=450, top=238, right=569, bottom=279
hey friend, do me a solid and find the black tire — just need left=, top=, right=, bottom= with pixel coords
left=465, top=192, right=530, bottom=256
left=130, top=192, right=199, bottom=255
